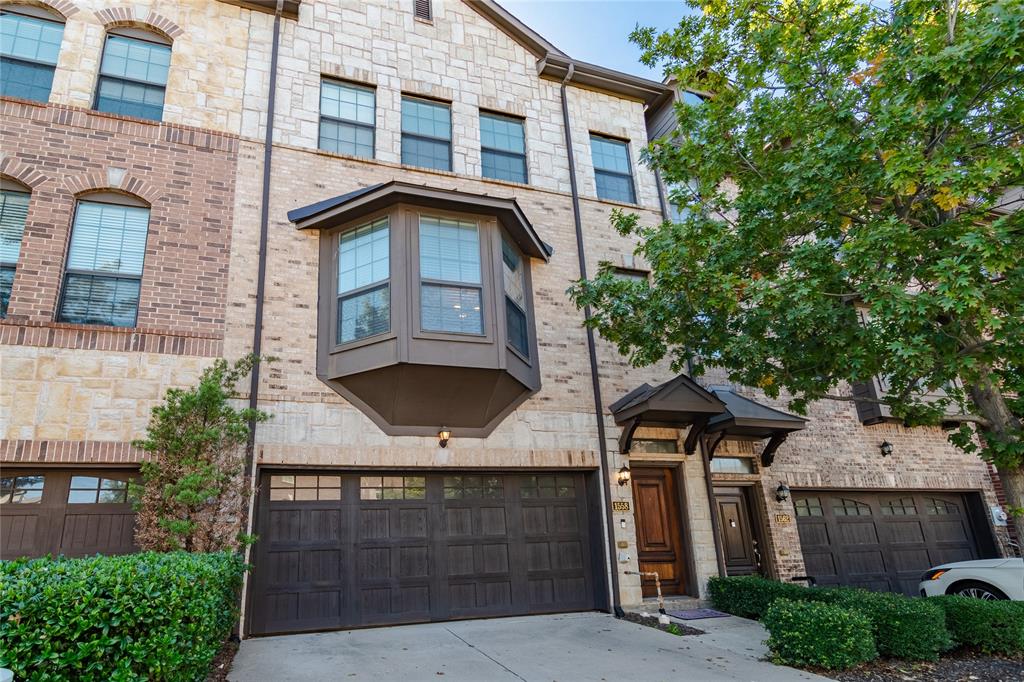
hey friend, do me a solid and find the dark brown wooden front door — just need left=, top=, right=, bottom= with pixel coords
left=631, top=467, right=686, bottom=597
left=249, top=471, right=595, bottom=635
left=714, top=487, right=760, bottom=576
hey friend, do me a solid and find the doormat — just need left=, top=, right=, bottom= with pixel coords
left=667, top=608, right=730, bottom=620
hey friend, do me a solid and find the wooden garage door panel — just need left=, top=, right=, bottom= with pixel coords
left=794, top=491, right=981, bottom=596
left=249, top=472, right=594, bottom=635
left=1, top=469, right=138, bottom=561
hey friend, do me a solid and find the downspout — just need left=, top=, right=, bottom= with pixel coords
left=559, top=66, right=624, bottom=617
left=239, top=0, right=283, bottom=636
left=656, top=169, right=728, bottom=582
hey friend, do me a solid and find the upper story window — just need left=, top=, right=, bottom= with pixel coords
left=292, top=182, right=548, bottom=437
left=337, top=217, right=390, bottom=343
left=0, top=186, right=30, bottom=318
left=402, top=96, right=451, bottom=171
left=502, top=238, right=528, bottom=357
left=58, top=197, right=150, bottom=328
left=0, top=6, right=65, bottom=102
left=94, top=30, right=171, bottom=122
left=414, top=0, right=432, bottom=21
left=590, top=134, right=636, bottom=204
left=419, top=216, right=482, bottom=334
left=320, top=79, right=375, bottom=159
left=480, top=112, right=527, bottom=184
left=667, top=179, right=699, bottom=223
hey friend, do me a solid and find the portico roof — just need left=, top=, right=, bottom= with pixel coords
left=706, top=389, right=807, bottom=440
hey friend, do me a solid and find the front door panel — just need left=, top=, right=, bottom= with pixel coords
left=715, top=488, right=759, bottom=575
left=631, top=467, right=686, bottom=596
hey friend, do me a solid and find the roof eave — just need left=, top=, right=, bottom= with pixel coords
left=538, top=55, right=672, bottom=108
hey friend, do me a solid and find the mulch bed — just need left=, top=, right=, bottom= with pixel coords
left=829, top=650, right=1024, bottom=682
left=205, top=637, right=239, bottom=682
left=620, top=611, right=705, bottom=636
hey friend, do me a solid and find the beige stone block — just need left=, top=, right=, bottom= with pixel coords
left=2, top=357, right=36, bottom=380
left=113, top=381, right=161, bottom=401
left=58, top=355, right=103, bottom=378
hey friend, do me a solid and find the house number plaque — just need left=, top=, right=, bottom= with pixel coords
left=612, top=501, right=631, bottom=512
left=774, top=513, right=792, bottom=524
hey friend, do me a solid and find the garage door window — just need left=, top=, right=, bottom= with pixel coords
left=881, top=497, right=917, bottom=515
left=269, top=475, right=342, bottom=501
left=67, top=476, right=129, bottom=503
left=926, top=497, right=958, bottom=515
left=520, top=474, right=575, bottom=498
left=360, top=475, right=425, bottom=500
left=833, top=498, right=871, bottom=516
left=794, top=496, right=822, bottom=517
left=0, top=475, right=44, bottom=503
left=444, top=475, right=503, bottom=499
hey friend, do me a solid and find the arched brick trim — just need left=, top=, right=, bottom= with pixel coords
left=0, top=156, right=49, bottom=189
left=0, top=0, right=80, bottom=19
left=63, top=169, right=162, bottom=206
left=94, top=7, right=183, bottom=41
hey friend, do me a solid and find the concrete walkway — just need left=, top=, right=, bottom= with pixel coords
left=229, top=611, right=829, bottom=681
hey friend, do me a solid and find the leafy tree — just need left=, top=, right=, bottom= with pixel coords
left=132, top=355, right=271, bottom=552
left=570, top=0, right=1024, bottom=536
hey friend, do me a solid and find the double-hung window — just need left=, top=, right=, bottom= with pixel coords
left=58, top=200, right=149, bottom=328
left=419, top=216, right=482, bottom=334
left=667, top=179, right=699, bottom=223
left=0, top=188, right=30, bottom=318
left=590, top=134, right=636, bottom=204
left=401, top=96, right=451, bottom=171
left=337, top=217, right=390, bottom=343
left=0, top=7, right=64, bottom=102
left=94, top=31, right=171, bottom=121
left=502, top=239, right=528, bottom=356
left=480, top=112, right=527, bottom=183
left=320, top=79, right=375, bottom=159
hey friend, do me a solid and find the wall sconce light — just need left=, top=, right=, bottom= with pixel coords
left=776, top=483, right=791, bottom=502
left=617, top=465, right=631, bottom=486
left=879, top=441, right=893, bottom=457
left=438, top=427, right=451, bottom=448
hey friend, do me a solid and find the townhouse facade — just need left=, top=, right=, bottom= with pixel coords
left=0, top=0, right=1013, bottom=638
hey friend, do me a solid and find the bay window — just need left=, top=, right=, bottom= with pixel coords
left=502, top=238, right=528, bottom=357
left=419, top=216, right=482, bottom=335
left=337, top=217, right=389, bottom=343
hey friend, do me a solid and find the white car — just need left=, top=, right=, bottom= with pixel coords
left=919, top=557, right=1024, bottom=600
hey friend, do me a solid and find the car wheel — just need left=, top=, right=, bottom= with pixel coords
left=948, top=580, right=1009, bottom=600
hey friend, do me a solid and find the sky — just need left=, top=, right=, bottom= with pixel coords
left=499, top=0, right=696, bottom=81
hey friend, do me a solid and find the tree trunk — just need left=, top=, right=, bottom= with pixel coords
left=966, top=372, right=1024, bottom=546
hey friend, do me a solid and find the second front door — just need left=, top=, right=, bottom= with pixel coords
left=715, top=487, right=760, bottom=575
left=631, top=467, right=687, bottom=597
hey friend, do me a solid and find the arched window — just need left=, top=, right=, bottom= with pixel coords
left=58, top=192, right=150, bottom=328
left=0, top=4, right=65, bottom=102
left=93, top=27, right=171, bottom=121
left=0, top=178, right=31, bottom=318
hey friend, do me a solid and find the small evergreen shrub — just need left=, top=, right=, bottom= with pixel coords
left=763, top=599, right=878, bottom=670
left=707, top=575, right=811, bottom=618
left=0, top=552, right=246, bottom=681
left=931, top=596, right=1024, bottom=654
left=832, top=591, right=951, bottom=661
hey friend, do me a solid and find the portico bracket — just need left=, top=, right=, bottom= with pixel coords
left=760, top=433, right=788, bottom=468
left=618, top=416, right=641, bottom=455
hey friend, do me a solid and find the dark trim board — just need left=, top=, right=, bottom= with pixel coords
left=247, top=469, right=601, bottom=636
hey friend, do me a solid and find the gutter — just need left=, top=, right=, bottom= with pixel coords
left=559, top=66, right=624, bottom=617
left=240, top=0, right=283, bottom=637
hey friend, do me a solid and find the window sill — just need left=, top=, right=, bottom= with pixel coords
left=590, top=195, right=645, bottom=210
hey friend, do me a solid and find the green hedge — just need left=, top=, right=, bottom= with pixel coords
left=931, top=596, right=1024, bottom=655
left=707, top=575, right=811, bottom=619
left=0, top=551, right=246, bottom=682
left=763, top=599, right=878, bottom=670
left=834, top=591, right=950, bottom=661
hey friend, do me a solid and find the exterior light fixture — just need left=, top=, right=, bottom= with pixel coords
left=438, top=428, right=451, bottom=448
left=617, top=465, right=631, bottom=486
left=775, top=483, right=791, bottom=502
left=879, top=441, right=893, bottom=457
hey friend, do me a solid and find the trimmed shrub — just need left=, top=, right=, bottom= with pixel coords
left=832, top=591, right=951, bottom=661
left=0, top=551, right=246, bottom=681
left=931, top=596, right=1024, bottom=655
left=707, top=575, right=811, bottom=619
left=763, top=599, right=878, bottom=670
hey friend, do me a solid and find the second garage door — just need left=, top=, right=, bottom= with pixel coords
left=249, top=472, right=596, bottom=635
left=795, top=490, right=984, bottom=595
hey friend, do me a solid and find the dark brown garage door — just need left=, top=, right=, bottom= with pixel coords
left=0, top=469, right=138, bottom=560
left=795, top=491, right=982, bottom=595
left=249, top=472, right=596, bottom=635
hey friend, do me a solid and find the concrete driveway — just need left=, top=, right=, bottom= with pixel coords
left=229, top=611, right=829, bottom=681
